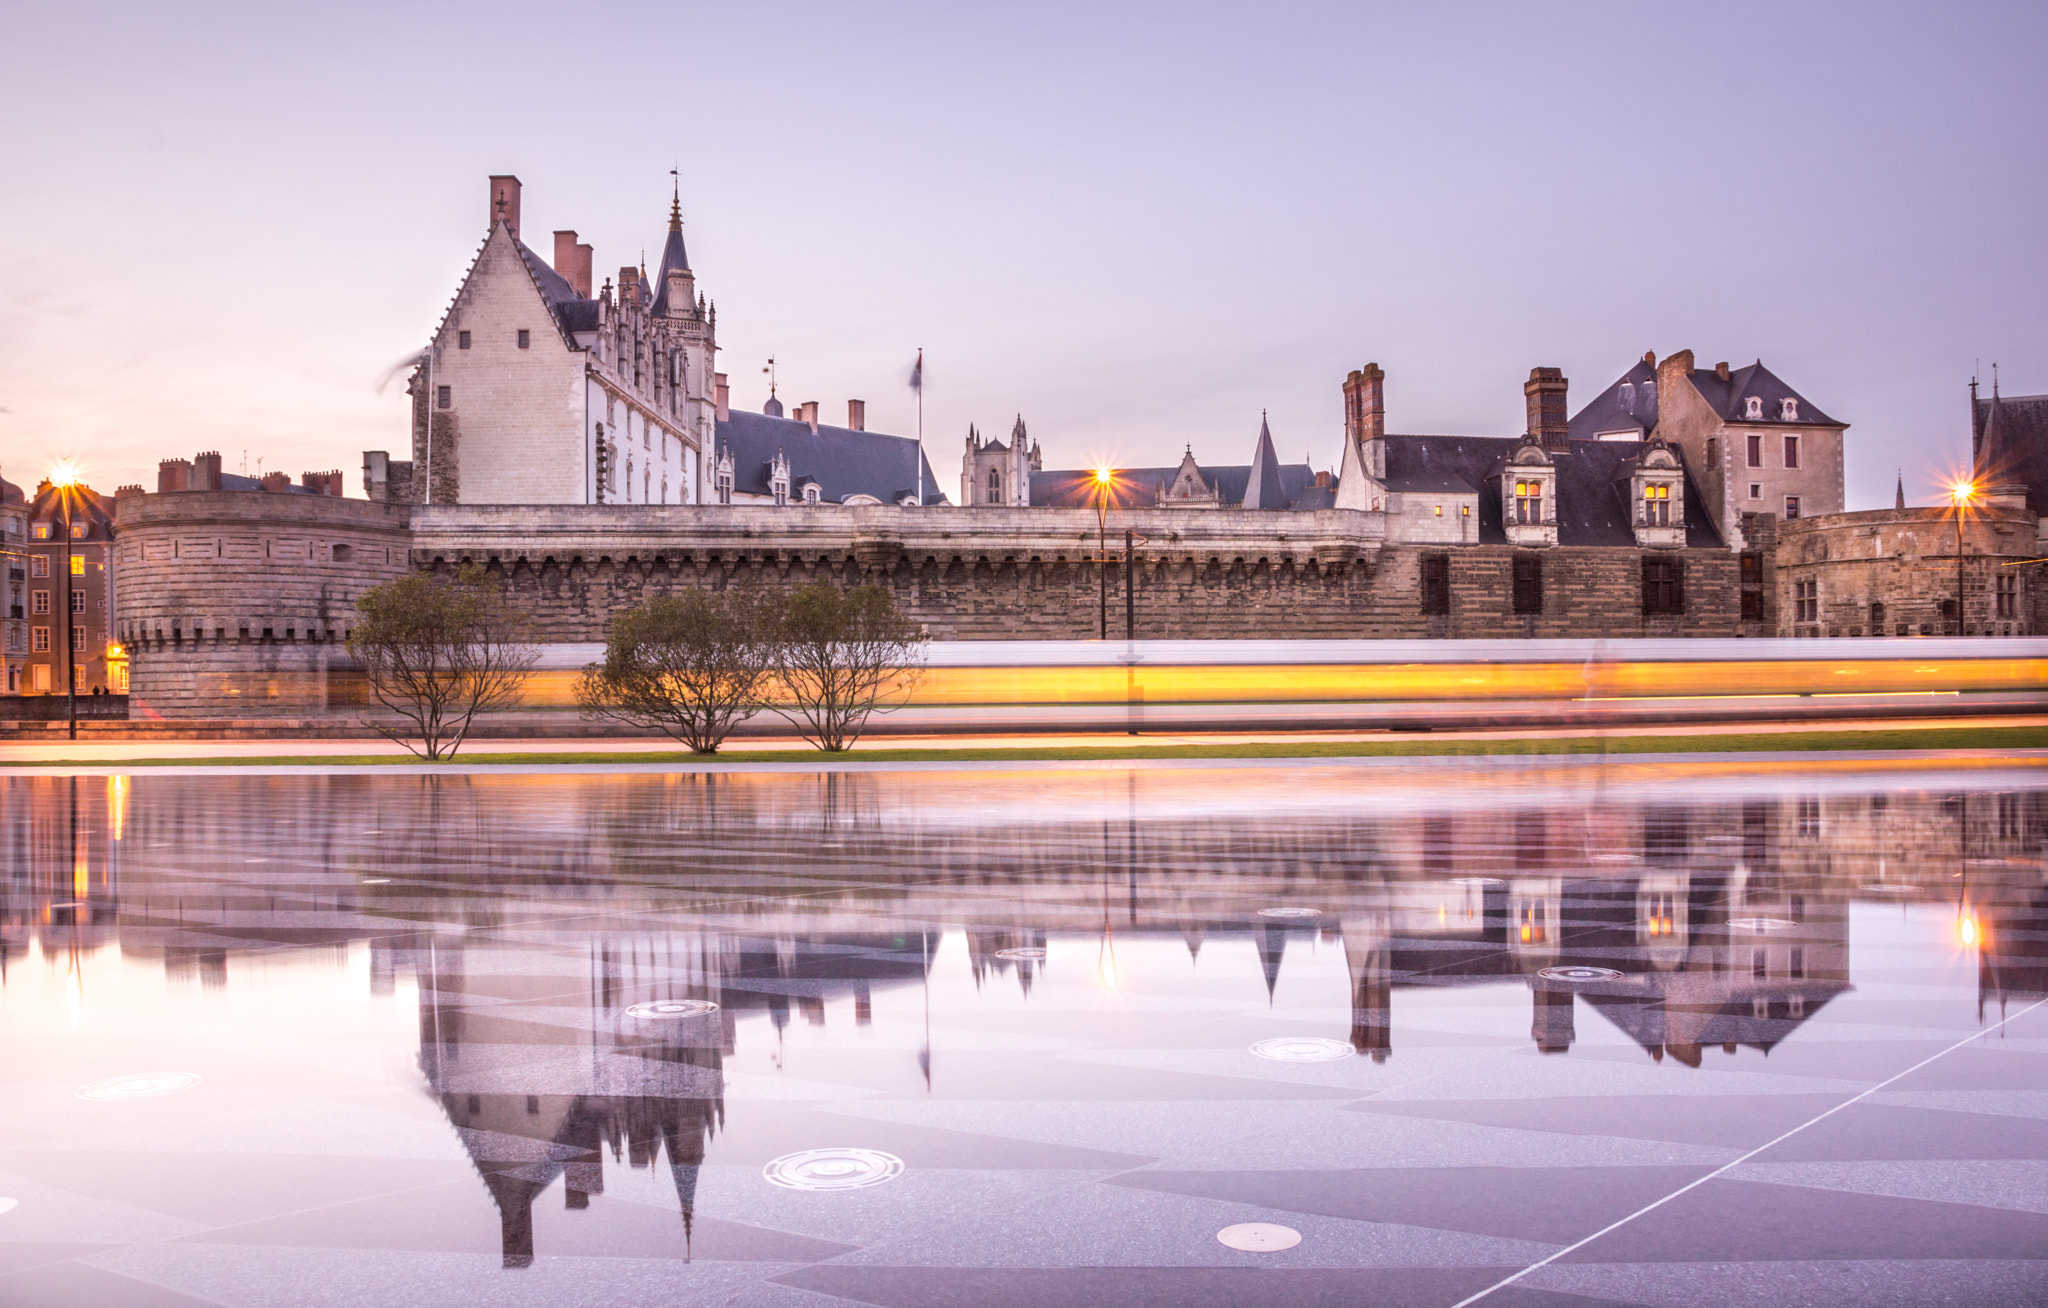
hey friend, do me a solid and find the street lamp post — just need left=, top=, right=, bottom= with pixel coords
left=1953, top=481, right=1977, bottom=637
left=1093, top=468, right=1113, bottom=641
left=51, top=464, right=79, bottom=740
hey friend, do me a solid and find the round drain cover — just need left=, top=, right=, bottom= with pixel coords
left=626, top=1000, right=719, bottom=1020
left=1217, top=1222, right=1300, bottom=1251
left=763, top=1148, right=904, bottom=1191
left=1250, top=1037, right=1354, bottom=1062
left=1726, top=918, right=1798, bottom=932
left=76, top=1072, right=201, bottom=1102
left=1536, top=966, right=1624, bottom=983
left=1451, top=877, right=1505, bottom=887
left=1257, top=907, right=1321, bottom=919
left=995, top=947, right=1047, bottom=961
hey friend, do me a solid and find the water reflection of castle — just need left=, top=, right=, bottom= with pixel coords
left=4, top=772, right=2046, bottom=1267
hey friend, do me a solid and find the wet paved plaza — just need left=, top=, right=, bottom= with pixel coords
left=2, top=757, right=2046, bottom=1307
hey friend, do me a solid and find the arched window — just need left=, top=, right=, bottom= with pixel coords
left=987, top=469, right=1002, bottom=503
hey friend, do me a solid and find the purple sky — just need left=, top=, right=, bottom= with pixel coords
left=3, top=1, right=2042, bottom=507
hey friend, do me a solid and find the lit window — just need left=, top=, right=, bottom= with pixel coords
left=70, top=555, right=84, bottom=576
left=1643, top=483, right=1672, bottom=526
left=1433, top=505, right=1442, bottom=517
left=70, top=522, right=88, bottom=539
left=32, top=522, right=52, bottom=540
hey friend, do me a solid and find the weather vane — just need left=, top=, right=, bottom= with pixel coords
left=763, top=355, right=777, bottom=397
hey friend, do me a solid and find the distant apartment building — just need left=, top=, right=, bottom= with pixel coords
left=0, top=476, right=120, bottom=696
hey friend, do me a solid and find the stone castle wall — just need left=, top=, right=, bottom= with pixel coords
left=1775, top=504, right=2042, bottom=638
left=112, top=493, right=412, bottom=716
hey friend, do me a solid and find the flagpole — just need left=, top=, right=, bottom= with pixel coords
left=913, top=348, right=924, bottom=507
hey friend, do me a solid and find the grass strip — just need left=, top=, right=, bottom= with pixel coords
left=4, top=724, right=2046, bottom=769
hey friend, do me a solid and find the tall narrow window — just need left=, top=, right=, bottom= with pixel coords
left=517, top=329, right=531, bottom=349
left=1514, top=480, right=1541, bottom=524
left=1512, top=555, right=1542, bottom=614
left=1997, top=574, right=2018, bottom=618
left=1420, top=554, right=1450, bottom=615
left=31, top=590, right=48, bottom=615
left=458, top=330, right=472, bottom=349
left=1747, top=433, right=1763, bottom=467
left=1642, top=556, right=1683, bottom=615
left=1643, top=483, right=1671, bottom=525
left=988, top=469, right=1002, bottom=503
left=436, top=385, right=451, bottom=410
left=1706, top=437, right=1719, bottom=466
left=1783, top=435, right=1800, bottom=469
left=1869, top=601, right=1886, bottom=632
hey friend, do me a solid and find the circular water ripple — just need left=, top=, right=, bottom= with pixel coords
left=1257, top=907, right=1321, bottom=919
left=994, top=947, right=1046, bottom=961
left=763, top=1148, right=904, bottom=1191
left=76, top=1072, right=202, bottom=1102
left=625, top=1000, right=720, bottom=1020
left=1217, top=1222, right=1301, bottom=1251
left=1536, top=966, right=1625, bottom=983
left=1727, top=918, right=1799, bottom=932
left=1250, top=1037, right=1354, bottom=1062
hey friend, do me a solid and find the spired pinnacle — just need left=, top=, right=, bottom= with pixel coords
left=669, top=168, right=683, bottom=233
left=1895, top=470, right=1905, bottom=510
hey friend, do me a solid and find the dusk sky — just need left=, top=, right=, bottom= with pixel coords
left=3, top=0, right=2042, bottom=507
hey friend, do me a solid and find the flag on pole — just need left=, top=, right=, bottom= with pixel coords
left=909, top=349, right=923, bottom=392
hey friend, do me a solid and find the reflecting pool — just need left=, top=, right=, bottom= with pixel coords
left=3, top=759, right=2046, bottom=1306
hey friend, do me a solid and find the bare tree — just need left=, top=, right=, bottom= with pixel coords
left=346, top=565, right=537, bottom=760
left=771, top=582, right=927, bottom=751
left=577, top=590, right=777, bottom=754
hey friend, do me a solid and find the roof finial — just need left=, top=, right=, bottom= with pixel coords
left=668, top=167, right=682, bottom=233
left=1895, top=469, right=1905, bottom=510
left=763, top=356, right=777, bottom=398
left=1993, top=362, right=2000, bottom=398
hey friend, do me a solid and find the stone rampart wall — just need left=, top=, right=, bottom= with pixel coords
left=1775, top=505, right=2041, bottom=638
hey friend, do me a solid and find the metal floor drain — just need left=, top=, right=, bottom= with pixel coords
left=763, top=1148, right=903, bottom=1191
left=626, top=1000, right=720, bottom=1020
left=1536, top=966, right=1624, bottom=983
left=1250, top=1037, right=1353, bottom=1062
left=1217, top=1222, right=1300, bottom=1251
left=1727, top=918, right=1799, bottom=932
left=994, top=947, right=1047, bottom=960
left=76, top=1072, right=202, bottom=1102
left=1257, top=907, right=1321, bottom=919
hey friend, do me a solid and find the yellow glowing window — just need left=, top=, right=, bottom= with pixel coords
left=1433, top=505, right=1442, bottom=516
left=1644, top=485, right=1669, bottom=500
left=70, top=556, right=85, bottom=576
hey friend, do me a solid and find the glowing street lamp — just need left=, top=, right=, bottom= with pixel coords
left=48, top=461, right=84, bottom=739
left=1951, top=479, right=1978, bottom=636
left=1092, top=467, right=1116, bottom=640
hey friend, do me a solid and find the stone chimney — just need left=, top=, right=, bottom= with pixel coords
left=553, top=230, right=578, bottom=283
left=301, top=471, right=344, bottom=496
left=158, top=458, right=193, bottom=493
left=115, top=484, right=144, bottom=501
left=798, top=401, right=819, bottom=433
left=194, top=451, right=223, bottom=492
left=260, top=470, right=290, bottom=493
left=1643, top=351, right=1657, bottom=369
left=573, top=243, right=593, bottom=298
left=1343, top=363, right=1386, bottom=447
left=618, top=266, right=640, bottom=309
left=714, top=372, right=730, bottom=421
left=846, top=399, right=865, bottom=431
left=1524, top=367, right=1570, bottom=452
left=488, top=175, right=521, bottom=237
left=1715, top=361, right=1731, bottom=381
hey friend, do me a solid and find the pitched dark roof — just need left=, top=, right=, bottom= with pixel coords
left=0, top=474, right=22, bottom=506
left=716, top=409, right=946, bottom=505
left=649, top=225, right=691, bottom=317
left=1974, top=391, right=2048, bottom=515
left=1030, top=462, right=1322, bottom=510
left=1380, top=434, right=1724, bottom=548
left=1569, top=357, right=1841, bottom=441
left=1241, top=416, right=1289, bottom=510
left=1568, top=359, right=1660, bottom=442
left=511, top=235, right=601, bottom=339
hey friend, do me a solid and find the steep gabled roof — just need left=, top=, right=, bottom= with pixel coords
left=1241, top=415, right=1289, bottom=510
left=1688, top=360, right=1840, bottom=427
left=1568, top=359, right=1660, bottom=442
left=1974, top=391, right=2048, bottom=513
left=716, top=409, right=945, bottom=505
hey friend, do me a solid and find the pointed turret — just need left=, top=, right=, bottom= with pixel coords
left=653, top=179, right=695, bottom=318
left=1895, top=470, right=1906, bottom=510
left=1241, top=411, right=1287, bottom=509
left=1975, top=390, right=2031, bottom=508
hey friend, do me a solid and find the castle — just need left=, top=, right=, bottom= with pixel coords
left=69, top=173, right=2046, bottom=720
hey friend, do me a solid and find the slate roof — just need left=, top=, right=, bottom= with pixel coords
left=1031, top=462, right=1322, bottom=510
left=0, top=474, right=22, bottom=506
left=715, top=409, right=946, bottom=505
left=1974, top=391, right=2048, bottom=515
left=649, top=223, right=691, bottom=318
left=1380, top=434, right=1724, bottom=548
left=1568, top=358, right=1841, bottom=443
left=509, top=235, right=602, bottom=339
left=1241, top=417, right=1289, bottom=510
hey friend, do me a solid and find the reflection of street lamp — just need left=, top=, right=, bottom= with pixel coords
left=1093, top=467, right=1115, bottom=640
left=1951, top=479, right=1978, bottom=636
left=50, top=461, right=80, bottom=740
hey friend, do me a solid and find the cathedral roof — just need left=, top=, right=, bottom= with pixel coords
left=1974, top=390, right=2048, bottom=513
left=716, top=408, right=946, bottom=505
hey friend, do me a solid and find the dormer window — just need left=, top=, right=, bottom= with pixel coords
left=1514, top=480, right=1543, bottom=525
left=1780, top=397, right=1798, bottom=421
left=1618, top=382, right=1635, bottom=413
left=1745, top=396, right=1763, bottom=419
left=1643, top=483, right=1672, bottom=526
left=803, top=484, right=820, bottom=505
left=716, top=470, right=733, bottom=505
